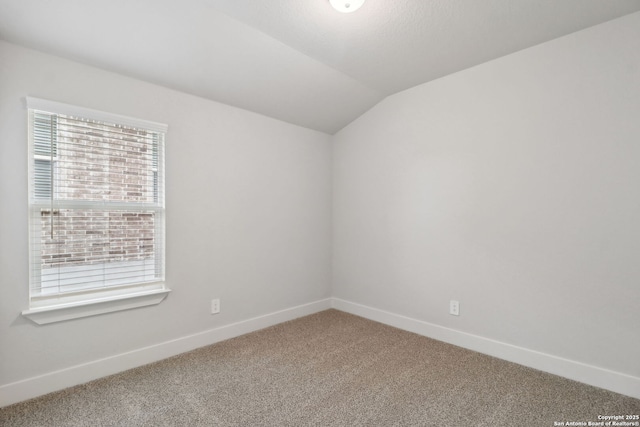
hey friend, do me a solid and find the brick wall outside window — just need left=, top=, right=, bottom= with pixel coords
left=39, top=116, right=157, bottom=269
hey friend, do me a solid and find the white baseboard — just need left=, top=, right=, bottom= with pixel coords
left=0, top=298, right=332, bottom=407
left=331, top=298, right=640, bottom=400
left=3, top=297, right=637, bottom=408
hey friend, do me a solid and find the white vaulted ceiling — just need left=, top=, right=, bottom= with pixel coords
left=1, top=0, right=639, bottom=134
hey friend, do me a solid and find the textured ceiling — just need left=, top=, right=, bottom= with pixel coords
left=1, top=0, right=640, bottom=134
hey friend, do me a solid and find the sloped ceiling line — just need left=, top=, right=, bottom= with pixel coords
left=1, top=0, right=639, bottom=134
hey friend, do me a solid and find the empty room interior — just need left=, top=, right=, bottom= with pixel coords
left=1, top=0, right=640, bottom=424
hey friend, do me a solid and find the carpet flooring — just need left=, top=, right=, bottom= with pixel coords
left=1, top=309, right=639, bottom=426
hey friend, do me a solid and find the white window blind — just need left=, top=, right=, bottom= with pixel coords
left=27, top=98, right=167, bottom=307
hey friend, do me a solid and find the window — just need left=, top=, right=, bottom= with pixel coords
left=23, top=98, right=170, bottom=324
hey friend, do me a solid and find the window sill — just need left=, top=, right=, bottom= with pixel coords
left=22, top=287, right=171, bottom=325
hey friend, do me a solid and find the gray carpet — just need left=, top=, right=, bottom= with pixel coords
left=1, top=309, right=639, bottom=426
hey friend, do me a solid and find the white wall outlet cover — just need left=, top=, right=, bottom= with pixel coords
left=449, top=300, right=460, bottom=316
left=211, top=299, right=220, bottom=314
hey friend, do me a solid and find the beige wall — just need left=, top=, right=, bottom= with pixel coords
left=0, top=40, right=332, bottom=392
left=333, top=12, right=640, bottom=378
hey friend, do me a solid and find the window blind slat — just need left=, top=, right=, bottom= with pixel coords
left=27, top=97, right=168, bottom=133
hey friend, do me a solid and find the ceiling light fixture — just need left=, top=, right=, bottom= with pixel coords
left=329, top=0, right=365, bottom=13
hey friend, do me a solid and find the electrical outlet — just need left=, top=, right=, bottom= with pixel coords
left=211, top=298, right=220, bottom=314
left=449, top=300, right=459, bottom=316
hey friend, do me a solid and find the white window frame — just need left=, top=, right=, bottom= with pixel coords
left=22, top=97, right=170, bottom=324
